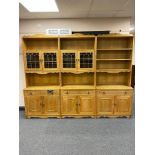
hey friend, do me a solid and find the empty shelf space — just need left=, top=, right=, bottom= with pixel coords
left=96, top=72, right=130, bottom=85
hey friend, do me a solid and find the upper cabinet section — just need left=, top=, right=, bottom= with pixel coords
left=97, top=36, right=133, bottom=50
left=60, top=36, right=95, bottom=50
left=22, top=37, right=58, bottom=51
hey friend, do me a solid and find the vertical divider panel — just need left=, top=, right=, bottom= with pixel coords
left=58, top=37, right=62, bottom=118
left=94, top=37, right=97, bottom=117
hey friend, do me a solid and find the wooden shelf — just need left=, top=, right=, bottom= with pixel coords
left=97, top=48, right=132, bottom=51
left=96, top=85, right=133, bottom=90
left=24, top=86, right=60, bottom=90
left=96, top=59, right=132, bottom=61
left=61, top=85, right=95, bottom=90
left=96, top=69, right=131, bottom=73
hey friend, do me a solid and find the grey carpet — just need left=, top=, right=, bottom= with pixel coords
left=19, top=112, right=135, bottom=155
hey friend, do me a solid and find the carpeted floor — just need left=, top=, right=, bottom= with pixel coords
left=19, top=110, right=135, bottom=155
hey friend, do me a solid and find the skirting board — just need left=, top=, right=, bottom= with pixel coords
left=19, top=106, right=25, bottom=111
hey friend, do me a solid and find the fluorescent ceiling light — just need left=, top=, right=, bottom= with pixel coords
left=20, top=0, right=59, bottom=12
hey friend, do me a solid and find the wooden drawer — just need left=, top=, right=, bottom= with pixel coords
left=97, top=90, right=132, bottom=96
left=24, top=90, right=40, bottom=96
left=62, top=90, right=95, bottom=95
left=40, top=90, right=59, bottom=95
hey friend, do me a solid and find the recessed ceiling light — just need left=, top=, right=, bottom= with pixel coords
left=19, top=0, right=59, bottom=12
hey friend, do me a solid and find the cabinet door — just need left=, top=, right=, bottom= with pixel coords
left=97, top=95, right=114, bottom=115
left=78, top=51, right=94, bottom=72
left=25, top=95, right=42, bottom=116
left=78, top=95, right=95, bottom=115
left=43, top=95, right=60, bottom=115
left=114, top=96, right=131, bottom=115
left=61, top=96, right=78, bottom=115
left=43, top=52, right=59, bottom=71
left=24, top=52, right=42, bottom=71
left=61, top=51, right=77, bottom=71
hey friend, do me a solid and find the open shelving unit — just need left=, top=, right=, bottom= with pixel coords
left=22, top=34, right=134, bottom=118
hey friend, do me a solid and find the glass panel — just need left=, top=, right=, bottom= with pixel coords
left=26, top=53, right=40, bottom=68
left=63, top=53, right=75, bottom=68
left=80, top=52, right=93, bottom=68
left=44, top=53, right=57, bottom=68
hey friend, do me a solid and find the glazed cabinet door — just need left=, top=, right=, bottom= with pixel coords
left=78, top=95, right=95, bottom=115
left=43, top=94, right=60, bottom=115
left=24, top=52, right=42, bottom=71
left=114, top=96, right=132, bottom=115
left=25, top=95, right=42, bottom=116
left=61, top=50, right=77, bottom=72
left=42, top=51, right=59, bottom=71
left=61, top=96, right=78, bottom=115
left=78, top=51, right=94, bottom=72
left=97, top=95, right=114, bottom=115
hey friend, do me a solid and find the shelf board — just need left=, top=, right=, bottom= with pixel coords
left=96, top=85, right=133, bottom=90
left=96, top=69, right=131, bottom=73
left=96, top=59, right=132, bottom=61
left=97, top=48, right=132, bottom=51
left=61, top=85, right=95, bottom=90
left=24, top=86, right=60, bottom=90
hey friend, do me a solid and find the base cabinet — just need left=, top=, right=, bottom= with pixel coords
left=24, top=90, right=60, bottom=117
left=61, top=90, right=95, bottom=117
left=97, top=90, right=132, bottom=117
left=24, top=89, right=132, bottom=118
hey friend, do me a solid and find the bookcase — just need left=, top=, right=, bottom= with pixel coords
left=22, top=34, right=133, bottom=118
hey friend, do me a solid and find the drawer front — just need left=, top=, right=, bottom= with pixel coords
left=62, top=90, right=95, bottom=95
left=41, top=90, right=59, bottom=95
left=97, top=90, right=132, bottom=96
left=24, top=90, right=40, bottom=96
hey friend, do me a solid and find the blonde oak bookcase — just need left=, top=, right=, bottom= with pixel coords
left=22, top=34, right=133, bottom=118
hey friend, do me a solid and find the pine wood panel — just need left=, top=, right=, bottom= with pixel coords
left=97, top=95, right=114, bottom=115
left=25, top=95, right=42, bottom=116
left=44, top=95, right=60, bottom=115
left=114, top=95, right=132, bottom=115
left=61, top=96, right=78, bottom=115
left=78, top=95, right=95, bottom=115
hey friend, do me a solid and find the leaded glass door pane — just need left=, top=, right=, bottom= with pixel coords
left=44, top=53, right=57, bottom=69
left=26, top=53, right=41, bottom=70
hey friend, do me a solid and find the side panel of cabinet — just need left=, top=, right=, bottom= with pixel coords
left=25, top=95, right=42, bottom=116
left=61, top=95, right=78, bottom=115
left=43, top=95, right=60, bottom=116
left=97, top=95, right=114, bottom=115
left=78, top=95, right=95, bottom=115
left=114, top=95, right=132, bottom=115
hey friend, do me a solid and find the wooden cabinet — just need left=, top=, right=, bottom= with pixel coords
left=61, top=90, right=95, bottom=117
left=96, top=90, right=132, bottom=117
left=61, top=50, right=94, bottom=72
left=24, top=51, right=59, bottom=72
left=24, top=89, right=60, bottom=118
left=22, top=34, right=134, bottom=118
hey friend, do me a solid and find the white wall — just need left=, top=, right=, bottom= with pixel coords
left=19, top=17, right=133, bottom=106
